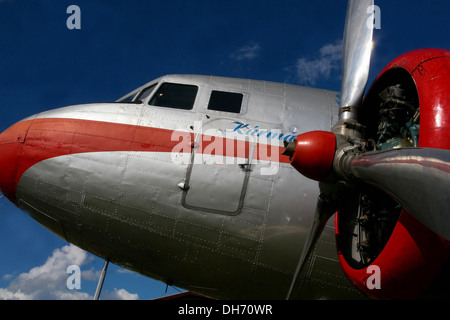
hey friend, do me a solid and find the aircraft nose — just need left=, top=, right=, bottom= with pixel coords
left=0, top=121, right=30, bottom=203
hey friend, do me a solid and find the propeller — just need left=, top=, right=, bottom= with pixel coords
left=339, top=0, right=374, bottom=121
left=285, top=0, right=375, bottom=299
left=285, top=0, right=450, bottom=299
left=348, top=147, right=450, bottom=241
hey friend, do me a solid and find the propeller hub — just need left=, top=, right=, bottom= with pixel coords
left=285, top=131, right=336, bottom=182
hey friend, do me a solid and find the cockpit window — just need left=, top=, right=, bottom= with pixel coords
left=117, top=83, right=158, bottom=103
left=149, top=83, right=198, bottom=110
left=117, top=93, right=136, bottom=103
left=207, top=90, right=243, bottom=113
left=135, top=84, right=157, bottom=103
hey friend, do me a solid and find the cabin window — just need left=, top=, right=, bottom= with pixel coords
left=149, top=83, right=198, bottom=110
left=207, top=90, right=243, bottom=113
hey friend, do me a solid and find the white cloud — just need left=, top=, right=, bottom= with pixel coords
left=0, top=288, right=32, bottom=300
left=0, top=245, right=93, bottom=300
left=103, top=288, right=139, bottom=300
left=295, top=40, right=343, bottom=86
left=0, top=244, right=138, bottom=300
left=230, top=42, right=261, bottom=61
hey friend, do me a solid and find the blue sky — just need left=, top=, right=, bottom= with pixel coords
left=0, top=0, right=449, bottom=300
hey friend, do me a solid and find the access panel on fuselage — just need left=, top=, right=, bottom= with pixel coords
left=182, top=118, right=252, bottom=214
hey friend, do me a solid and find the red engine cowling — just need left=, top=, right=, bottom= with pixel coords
left=336, top=48, right=450, bottom=299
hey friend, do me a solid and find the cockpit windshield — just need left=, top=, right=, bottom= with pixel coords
left=117, top=92, right=137, bottom=103
left=135, top=84, right=157, bottom=103
left=116, top=83, right=158, bottom=103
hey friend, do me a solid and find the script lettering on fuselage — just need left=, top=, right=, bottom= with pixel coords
left=170, top=121, right=294, bottom=175
left=231, top=121, right=297, bottom=142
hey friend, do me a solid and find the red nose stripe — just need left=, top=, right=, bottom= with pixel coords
left=0, top=120, right=31, bottom=203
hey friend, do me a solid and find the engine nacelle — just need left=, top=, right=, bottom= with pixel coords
left=336, top=48, right=450, bottom=299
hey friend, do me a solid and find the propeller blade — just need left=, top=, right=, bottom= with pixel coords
left=286, top=194, right=335, bottom=299
left=349, top=147, right=450, bottom=240
left=339, top=0, right=374, bottom=120
left=285, top=0, right=377, bottom=299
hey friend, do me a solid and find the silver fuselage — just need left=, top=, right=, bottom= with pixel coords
left=9, top=75, right=365, bottom=299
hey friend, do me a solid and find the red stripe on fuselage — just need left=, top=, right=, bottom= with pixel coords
left=13, top=118, right=289, bottom=197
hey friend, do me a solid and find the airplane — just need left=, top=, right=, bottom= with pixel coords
left=0, top=0, right=449, bottom=300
